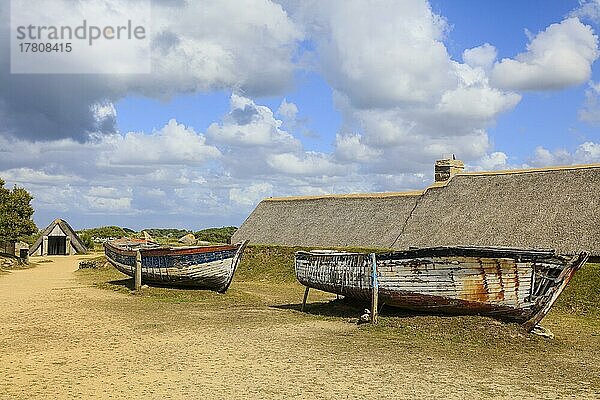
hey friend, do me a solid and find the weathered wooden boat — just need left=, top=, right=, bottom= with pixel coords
left=295, top=246, right=589, bottom=330
left=104, top=238, right=248, bottom=292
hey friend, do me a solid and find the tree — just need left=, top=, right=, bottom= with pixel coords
left=0, top=178, right=37, bottom=242
left=79, top=233, right=95, bottom=250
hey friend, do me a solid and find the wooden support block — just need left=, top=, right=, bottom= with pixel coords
left=135, top=250, right=142, bottom=291
left=301, top=286, right=310, bottom=312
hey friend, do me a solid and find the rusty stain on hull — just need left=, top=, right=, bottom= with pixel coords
left=295, top=246, right=589, bottom=330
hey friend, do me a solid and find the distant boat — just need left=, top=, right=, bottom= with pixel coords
left=295, top=246, right=589, bottom=330
left=104, top=238, right=248, bottom=292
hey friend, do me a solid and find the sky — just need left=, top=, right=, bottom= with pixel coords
left=1, top=0, right=600, bottom=231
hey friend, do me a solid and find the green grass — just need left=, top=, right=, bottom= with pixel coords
left=235, top=245, right=298, bottom=282
left=553, top=263, right=600, bottom=317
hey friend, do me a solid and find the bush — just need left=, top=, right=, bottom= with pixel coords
left=194, top=226, right=237, bottom=243
left=80, top=233, right=95, bottom=250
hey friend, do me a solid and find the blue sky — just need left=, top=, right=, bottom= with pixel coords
left=1, top=0, right=600, bottom=231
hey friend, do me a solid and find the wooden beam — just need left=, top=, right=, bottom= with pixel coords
left=301, top=286, right=310, bottom=312
left=135, top=250, right=142, bottom=291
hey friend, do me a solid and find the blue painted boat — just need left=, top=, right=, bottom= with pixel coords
left=104, top=238, right=248, bottom=292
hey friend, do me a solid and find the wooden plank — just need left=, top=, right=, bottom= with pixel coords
left=135, top=250, right=142, bottom=291
left=301, top=286, right=310, bottom=312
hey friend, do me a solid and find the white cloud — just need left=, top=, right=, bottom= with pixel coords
left=575, top=141, right=600, bottom=163
left=103, top=119, right=221, bottom=166
left=267, top=152, right=347, bottom=176
left=277, top=99, right=299, bottom=121
left=285, top=0, right=520, bottom=176
left=91, top=101, right=117, bottom=123
left=149, top=0, right=303, bottom=96
left=334, top=134, right=381, bottom=162
left=87, top=186, right=124, bottom=198
left=578, top=81, right=600, bottom=124
left=84, top=195, right=133, bottom=213
left=3, top=1, right=599, bottom=229
left=0, top=0, right=303, bottom=141
left=530, top=142, right=600, bottom=166
left=0, top=168, right=84, bottom=185
left=84, top=185, right=133, bottom=213
left=491, top=18, right=599, bottom=91
left=463, top=43, right=497, bottom=71
left=569, top=0, right=600, bottom=24
left=229, top=183, right=273, bottom=206
left=471, top=152, right=510, bottom=171
left=437, top=81, right=521, bottom=121
left=206, top=94, right=299, bottom=150
left=0, top=96, right=358, bottom=226
left=299, top=0, right=454, bottom=108
left=145, top=188, right=166, bottom=198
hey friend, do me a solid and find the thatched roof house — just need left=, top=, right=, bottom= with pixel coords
left=232, top=161, right=600, bottom=259
left=235, top=192, right=421, bottom=249
left=29, top=219, right=87, bottom=256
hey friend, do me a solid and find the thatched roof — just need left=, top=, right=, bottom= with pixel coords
left=29, top=219, right=87, bottom=255
left=394, top=164, right=600, bottom=256
left=232, top=163, right=600, bottom=257
left=232, top=192, right=421, bottom=248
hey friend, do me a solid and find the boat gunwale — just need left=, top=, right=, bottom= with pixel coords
left=104, top=240, right=238, bottom=257
left=296, top=245, right=567, bottom=262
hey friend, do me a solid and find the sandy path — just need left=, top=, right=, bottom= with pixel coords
left=1, top=256, right=598, bottom=399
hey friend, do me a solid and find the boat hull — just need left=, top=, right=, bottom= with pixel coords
left=104, top=240, right=248, bottom=292
left=295, top=247, right=588, bottom=329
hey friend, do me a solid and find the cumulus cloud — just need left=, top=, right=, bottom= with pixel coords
left=437, top=67, right=521, bottom=121
left=0, top=168, right=84, bottom=185
left=463, top=43, right=497, bottom=71
left=0, top=95, right=355, bottom=227
left=297, top=0, right=454, bottom=109
left=530, top=142, right=600, bottom=166
left=569, top=0, right=600, bottom=24
left=578, top=81, right=600, bottom=124
left=334, top=134, right=381, bottom=163
left=283, top=0, right=520, bottom=178
left=0, top=0, right=302, bottom=141
left=206, top=94, right=299, bottom=149
left=491, top=18, right=599, bottom=91
left=267, top=152, right=347, bottom=176
left=0, top=118, right=226, bottom=224
left=103, top=119, right=221, bottom=166
left=277, top=99, right=299, bottom=121
left=85, top=186, right=133, bottom=213
left=229, top=183, right=273, bottom=206
left=2, top=0, right=598, bottom=229
left=471, top=152, right=510, bottom=171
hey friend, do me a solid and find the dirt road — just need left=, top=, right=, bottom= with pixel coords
left=1, top=256, right=598, bottom=399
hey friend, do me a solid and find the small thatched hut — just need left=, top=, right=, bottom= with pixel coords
left=232, top=161, right=600, bottom=260
left=29, top=219, right=87, bottom=256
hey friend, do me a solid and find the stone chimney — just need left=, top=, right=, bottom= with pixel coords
left=435, top=156, right=464, bottom=182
